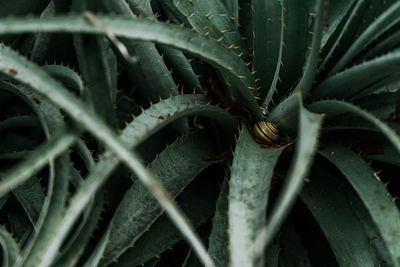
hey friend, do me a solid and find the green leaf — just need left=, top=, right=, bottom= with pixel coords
left=300, top=167, right=379, bottom=266
left=272, top=0, right=309, bottom=104
left=318, top=0, right=369, bottom=76
left=42, top=64, right=84, bottom=95
left=319, top=144, right=400, bottom=266
left=73, top=33, right=116, bottom=126
left=55, top=191, right=103, bottom=267
left=157, top=44, right=203, bottom=93
left=362, top=27, right=400, bottom=60
left=72, top=0, right=116, bottom=126
left=7, top=201, right=32, bottom=245
left=100, top=129, right=219, bottom=264
left=223, top=0, right=239, bottom=24
left=253, top=94, right=323, bottom=257
left=229, top=128, right=285, bottom=267
left=157, top=0, right=190, bottom=24
left=298, top=0, right=324, bottom=98
left=0, top=14, right=261, bottom=119
left=330, top=1, right=400, bottom=74
left=208, top=174, right=229, bottom=267
left=0, top=80, right=63, bottom=137
left=12, top=176, right=45, bottom=227
left=163, top=0, right=249, bottom=102
left=19, top=153, right=70, bottom=267
left=308, top=100, right=400, bottom=154
left=0, top=129, right=77, bottom=197
left=0, top=43, right=215, bottom=267
left=253, top=0, right=284, bottom=102
left=100, top=0, right=188, bottom=133
left=191, top=0, right=248, bottom=59
left=0, top=66, right=81, bottom=267
left=341, top=177, right=393, bottom=265
left=30, top=1, right=56, bottom=63
left=238, top=1, right=253, bottom=50
left=351, top=0, right=395, bottom=39
left=320, top=0, right=356, bottom=47
left=312, top=49, right=400, bottom=99
left=0, top=115, right=40, bottom=132
left=114, top=174, right=219, bottom=267
left=353, top=92, right=400, bottom=119
left=166, top=0, right=222, bottom=39
left=268, top=93, right=301, bottom=136
left=0, top=225, right=20, bottom=266
left=42, top=94, right=235, bottom=267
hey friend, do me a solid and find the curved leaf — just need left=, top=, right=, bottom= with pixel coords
left=311, top=49, right=400, bottom=100
left=114, top=171, right=218, bottom=267
left=223, top=0, right=239, bottom=24
left=308, top=100, right=400, bottom=154
left=19, top=153, right=70, bottom=267
left=300, top=167, right=379, bottom=266
left=362, top=28, right=400, bottom=60
left=252, top=94, right=323, bottom=258
left=208, top=173, right=230, bottom=267
left=191, top=0, right=248, bottom=59
left=0, top=129, right=77, bottom=197
left=318, top=0, right=369, bottom=76
left=0, top=15, right=261, bottom=119
left=0, top=225, right=20, bottom=266
left=44, top=94, right=236, bottom=267
left=353, top=92, right=400, bottom=119
left=268, top=93, right=301, bottom=136
left=319, top=144, right=400, bottom=266
left=12, top=176, right=45, bottom=228
left=320, top=0, right=356, bottom=47
left=0, top=43, right=215, bottom=267
left=99, top=0, right=187, bottom=132
left=272, top=0, right=309, bottom=104
left=158, top=44, right=203, bottom=93
left=0, top=116, right=40, bottom=132
left=100, top=129, right=219, bottom=264
left=42, top=64, right=84, bottom=95
left=298, top=0, right=324, bottom=98
left=30, top=1, right=55, bottom=63
left=330, top=1, right=400, bottom=74
left=55, top=192, right=103, bottom=267
left=229, top=128, right=285, bottom=267
left=253, top=0, right=284, bottom=102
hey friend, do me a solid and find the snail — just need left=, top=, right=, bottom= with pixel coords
left=253, top=121, right=279, bottom=144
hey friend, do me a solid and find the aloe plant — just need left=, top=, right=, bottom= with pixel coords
left=0, top=0, right=400, bottom=266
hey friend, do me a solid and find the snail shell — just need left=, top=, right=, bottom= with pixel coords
left=253, top=121, right=279, bottom=144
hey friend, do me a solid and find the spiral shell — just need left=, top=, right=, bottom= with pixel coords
left=253, top=121, right=279, bottom=144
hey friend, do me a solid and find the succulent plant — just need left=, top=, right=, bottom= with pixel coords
left=1, top=0, right=400, bottom=266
